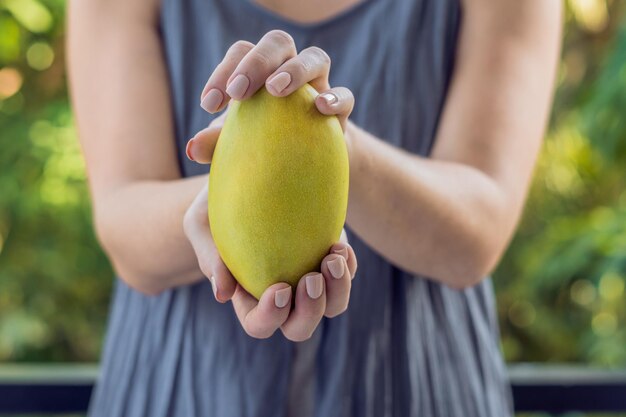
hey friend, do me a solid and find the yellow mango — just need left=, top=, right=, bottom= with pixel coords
left=208, top=84, right=349, bottom=299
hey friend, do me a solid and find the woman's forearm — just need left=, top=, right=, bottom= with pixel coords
left=67, top=0, right=207, bottom=294
left=346, top=123, right=512, bottom=288
left=345, top=0, right=560, bottom=288
left=95, top=175, right=206, bottom=295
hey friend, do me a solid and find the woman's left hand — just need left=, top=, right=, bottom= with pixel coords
left=186, top=31, right=357, bottom=341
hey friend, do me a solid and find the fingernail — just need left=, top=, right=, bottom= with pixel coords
left=320, top=92, right=337, bottom=105
left=327, top=257, right=345, bottom=279
left=306, top=273, right=324, bottom=299
left=185, top=139, right=196, bottom=161
left=200, top=89, right=223, bottom=113
left=266, top=72, right=291, bottom=95
left=209, top=276, right=217, bottom=299
left=226, top=74, right=250, bottom=99
left=275, top=287, right=292, bottom=308
left=332, top=247, right=349, bottom=261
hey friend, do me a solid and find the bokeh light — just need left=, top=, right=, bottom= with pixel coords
left=508, top=301, right=537, bottom=328
left=0, top=16, right=21, bottom=62
left=0, top=67, right=23, bottom=99
left=598, top=272, right=625, bottom=301
left=3, top=0, right=53, bottom=33
left=569, top=0, right=609, bottom=32
left=592, top=311, right=618, bottom=336
left=26, top=42, right=55, bottom=71
left=570, top=279, right=597, bottom=306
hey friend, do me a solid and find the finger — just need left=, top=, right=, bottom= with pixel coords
left=183, top=186, right=237, bottom=302
left=209, top=257, right=238, bottom=303
left=200, top=40, right=255, bottom=113
left=186, top=112, right=227, bottom=164
left=320, top=254, right=351, bottom=318
left=232, top=283, right=292, bottom=339
left=314, top=87, right=355, bottom=131
left=330, top=241, right=357, bottom=279
left=225, top=30, right=297, bottom=100
left=280, top=273, right=326, bottom=342
left=265, top=46, right=331, bottom=97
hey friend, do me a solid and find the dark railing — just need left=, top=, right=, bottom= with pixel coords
left=0, top=364, right=96, bottom=414
left=1, top=364, right=625, bottom=415
left=510, top=364, right=626, bottom=413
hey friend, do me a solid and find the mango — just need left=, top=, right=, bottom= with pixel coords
left=208, top=84, right=349, bottom=299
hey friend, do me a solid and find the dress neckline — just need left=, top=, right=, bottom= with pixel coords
left=239, top=0, right=377, bottom=32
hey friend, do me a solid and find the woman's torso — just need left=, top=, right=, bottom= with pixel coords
left=88, top=1, right=514, bottom=416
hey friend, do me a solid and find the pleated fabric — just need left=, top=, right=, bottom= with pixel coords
left=88, top=0, right=514, bottom=416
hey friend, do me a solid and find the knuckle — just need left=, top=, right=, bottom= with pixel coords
left=294, top=57, right=312, bottom=76
left=198, top=258, right=213, bottom=278
left=284, top=329, right=312, bottom=342
left=342, top=88, right=355, bottom=102
left=305, top=46, right=331, bottom=66
left=220, top=42, right=254, bottom=69
left=218, top=57, right=240, bottom=72
left=229, top=40, right=254, bottom=55
left=244, top=324, right=272, bottom=339
left=300, top=310, right=324, bottom=323
left=246, top=50, right=273, bottom=71
left=325, top=301, right=348, bottom=318
left=266, top=30, right=295, bottom=47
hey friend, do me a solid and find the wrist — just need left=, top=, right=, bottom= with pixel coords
left=344, top=119, right=359, bottom=167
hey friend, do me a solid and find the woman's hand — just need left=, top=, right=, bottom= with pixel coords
left=183, top=122, right=357, bottom=340
left=183, top=31, right=358, bottom=341
left=197, top=30, right=354, bottom=130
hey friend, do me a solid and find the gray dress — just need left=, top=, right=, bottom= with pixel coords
left=88, top=0, right=514, bottom=416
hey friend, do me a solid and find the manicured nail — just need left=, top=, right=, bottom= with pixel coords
left=320, top=92, right=337, bottom=105
left=200, top=89, right=223, bottom=113
left=209, top=276, right=217, bottom=299
left=226, top=74, right=250, bottom=99
left=275, top=287, right=292, bottom=308
left=306, top=274, right=324, bottom=299
left=332, top=247, right=349, bottom=261
left=185, top=139, right=196, bottom=161
left=327, top=257, right=345, bottom=279
left=266, top=72, right=291, bottom=94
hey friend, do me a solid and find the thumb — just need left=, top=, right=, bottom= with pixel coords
left=184, top=185, right=237, bottom=302
left=186, top=112, right=227, bottom=164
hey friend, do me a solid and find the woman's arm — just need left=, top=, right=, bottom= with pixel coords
left=346, top=0, right=562, bottom=288
left=67, top=0, right=204, bottom=294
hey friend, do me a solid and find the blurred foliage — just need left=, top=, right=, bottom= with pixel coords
left=0, top=0, right=624, bottom=375
left=495, top=0, right=626, bottom=366
left=0, top=0, right=113, bottom=362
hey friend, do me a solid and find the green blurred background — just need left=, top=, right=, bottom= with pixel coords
left=0, top=0, right=624, bottom=380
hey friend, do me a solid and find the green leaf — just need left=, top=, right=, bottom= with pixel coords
left=2, top=0, right=53, bottom=33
